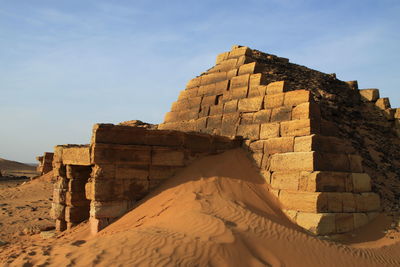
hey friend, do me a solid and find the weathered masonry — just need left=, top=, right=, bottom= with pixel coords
left=51, top=125, right=241, bottom=233
left=158, top=45, right=400, bottom=235
left=51, top=45, right=400, bottom=236
left=36, top=152, right=54, bottom=175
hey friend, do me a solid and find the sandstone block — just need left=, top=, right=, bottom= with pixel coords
left=228, top=46, right=252, bottom=59
left=260, top=123, right=280, bottom=139
left=238, top=62, right=262, bottom=75
left=384, top=108, right=396, bottom=120
left=236, top=124, right=260, bottom=140
left=230, top=86, right=249, bottom=100
left=238, top=96, right=264, bottom=112
left=149, top=166, right=180, bottom=180
left=251, top=152, right=263, bottom=168
left=65, top=191, right=89, bottom=207
left=230, top=74, right=250, bottom=89
left=264, top=137, right=294, bottom=155
left=223, top=100, right=238, bottom=113
left=186, top=77, right=201, bottom=89
left=209, top=104, right=223, bottom=116
left=115, top=165, right=149, bottom=180
left=354, top=213, right=369, bottom=229
left=270, top=152, right=315, bottom=172
left=266, top=81, right=288, bottom=95
left=66, top=165, right=91, bottom=180
left=236, top=55, right=255, bottom=67
left=249, top=140, right=265, bottom=152
left=178, top=87, right=198, bottom=100
left=201, top=72, right=227, bottom=85
left=342, top=192, right=356, bottom=212
left=171, top=101, right=188, bottom=112
left=305, top=171, right=348, bottom=192
left=359, top=89, right=379, bottom=102
left=164, top=111, right=180, bottom=123
left=227, top=69, right=238, bottom=79
left=291, top=102, right=321, bottom=120
left=315, top=152, right=350, bottom=172
left=284, top=90, right=311, bottom=106
left=335, top=214, right=354, bottom=233
left=198, top=106, right=210, bottom=118
left=221, top=113, right=240, bottom=136
left=92, top=124, right=148, bottom=145
left=183, top=133, right=212, bottom=153
left=68, top=178, right=88, bottom=193
left=352, top=173, right=371, bottom=192
left=355, top=193, right=380, bottom=212
left=216, top=51, right=229, bottom=64
left=320, top=120, right=339, bottom=137
left=56, top=219, right=67, bottom=232
left=145, top=130, right=185, bottom=147
left=91, top=164, right=115, bottom=179
left=270, top=106, right=292, bottom=122
left=51, top=203, right=65, bottom=220
left=395, top=108, right=400, bottom=119
left=214, top=80, right=230, bottom=95
left=270, top=172, right=300, bottom=191
left=62, top=146, right=91, bottom=166
left=91, top=144, right=151, bottom=165
left=326, top=192, right=343, bottom=212
left=249, top=73, right=267, bottom=90
left=260, top=170, right=271, bottom=184
left=294, top=135, right=355, bottom=154
left=54, top=177, right=68, bottom=190
left=280, top=119, right=319, bottom=137
left=207, top=115, right=222, bottom=129
left=253, top=109, right=271, bottom=124
left=152, top=148, right=185, bottom=166
left=248, top=85, right=267, bottom=97
left=217, top=58, right=238, bottom=72
left=296, top=212, right=336, bottom=235
left=198, top=83, right=216, bottom=96
left=278, top=190, right=327, bottom=213
left=65, top=206, right=90, bottom=223
left=201, top=95, right=216, bottom=106
left=240, top=113, right=254, bottom=125
left=348, top=154, right=363, bottom=172
left=53, top=189, right=67, bottom=204
left=375, top=98, right=391, bottom=110
left=264, top=93, right=284, bottom=108
left=194, top=117, right=207, bottom=132
left=90, top=200, right=133, bottom=219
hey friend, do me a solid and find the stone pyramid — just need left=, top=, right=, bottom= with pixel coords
left=50, top=45, right=400, bottom=236
left=158, top=45, right=400, bottom=235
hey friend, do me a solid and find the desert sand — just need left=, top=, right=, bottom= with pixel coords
left=0, top=149, right=399, bottom=266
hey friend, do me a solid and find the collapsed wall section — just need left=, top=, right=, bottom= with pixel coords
left=51, top=124, right=241, bottom=233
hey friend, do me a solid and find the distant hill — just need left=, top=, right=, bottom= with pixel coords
left=0, top=158, right=36, bottom=171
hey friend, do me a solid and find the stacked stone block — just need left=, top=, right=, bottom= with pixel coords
left=51, top=124, right=241, bottom=233
left=51, top=145, right=91, bottom=231
left=36, top=152, right=54, bottom=175
left=159, top=45, right=383, bottom=235
left=359, top=88, right=400, bottom=137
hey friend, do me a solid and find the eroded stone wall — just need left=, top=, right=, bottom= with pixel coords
left=36, top=152, right=54, bottom=175
left=51, top=125, right=241, bottom=233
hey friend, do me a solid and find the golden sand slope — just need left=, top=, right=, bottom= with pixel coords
left=2, top=150, right=400, bottom=266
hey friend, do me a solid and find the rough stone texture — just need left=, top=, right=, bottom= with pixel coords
left=51, top=125, right=242, bottom=233
left=36, top=152, right=54, bottom=175
left=50, top=45, right=399, bottom=236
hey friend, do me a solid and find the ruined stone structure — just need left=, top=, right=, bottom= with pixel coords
left=36, top=152, right=54, bottom=175
left=50, top=45, right=400, bottom=236
left=51, top=125, right=241, bottom=233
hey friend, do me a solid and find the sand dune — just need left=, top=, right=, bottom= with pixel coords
left=1, top=150, right=399, bottom=266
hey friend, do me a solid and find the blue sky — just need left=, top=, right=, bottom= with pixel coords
left=0, top=0, right=399, bottom=163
